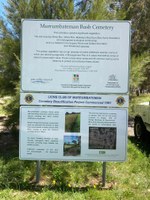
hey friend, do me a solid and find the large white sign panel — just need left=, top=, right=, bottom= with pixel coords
left=20, top=106, right=128, bottom=161
left=21, top=20, right=130, bottom=93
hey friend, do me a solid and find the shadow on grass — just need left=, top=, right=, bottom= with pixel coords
left=0, top=181, right=113, bottom=193
left=15, top=183, right=91, bottom=192
left=0, top=133, right=19, bottom=160
left=128, top=133, right=150, bottom=157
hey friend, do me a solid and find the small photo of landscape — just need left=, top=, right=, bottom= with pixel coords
left=65, top=112, right=80, bottom=133
left=63, top=136, right=81, bottom=156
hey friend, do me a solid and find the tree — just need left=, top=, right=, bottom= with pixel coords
left=0, top=0, right=135, bottom=128
left=130, top=52, right=150, bottom=92
left=75, top=0, right=114, bottom=20
left=0, top=0, right=75, bottom=127
left=109, top=0, right=150, bottom=54
left=109, top=0, right=150, bottom=92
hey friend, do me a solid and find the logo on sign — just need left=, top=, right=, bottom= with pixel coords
left=116, top=96, right=125, bottom=106
left=25, top=94, right=34, bottom=104
left=73, top=74, right=79, bottom=83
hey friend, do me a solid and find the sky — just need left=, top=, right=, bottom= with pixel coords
left=0, top=0, right=7, bottom=18
left=0, top=0, right=81, bottom=30
left=64, top=136, right=80, bottom=144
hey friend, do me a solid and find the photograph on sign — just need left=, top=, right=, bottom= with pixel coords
left=89, top=127, right=116, bottom=149
left=64, top=135, right=81, bottom=156
left=21, top=20, right=130, bottom=93
left=19, top=106, right=128, bottom=161
left=65, top=112, right=80, bottom=132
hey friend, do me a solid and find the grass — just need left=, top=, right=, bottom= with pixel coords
left=0, top=136, right=150, bottom=199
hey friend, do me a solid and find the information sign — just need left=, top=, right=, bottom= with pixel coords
left=21, top=20, right=130, bottom=93
left=20, top=20, right=130, bottom=162
left=20, top=106, right=128, bottom=161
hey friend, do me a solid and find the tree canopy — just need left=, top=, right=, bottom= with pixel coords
left=0, top=0, right=113, bottom=95
left=119, top=0, right=150, bottom=55
left=0, top=0, right=112, bottom=125
left=0, top=0, right=149, bottom=126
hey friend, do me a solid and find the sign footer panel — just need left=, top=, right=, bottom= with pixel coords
left=20, top=106, right=128, bottom=161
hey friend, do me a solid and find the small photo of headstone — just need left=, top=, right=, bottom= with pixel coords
left=89, top=127, right=117, bottom=149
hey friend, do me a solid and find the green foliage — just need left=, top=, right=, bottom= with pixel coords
left=0, top=37, right=20, bottom=96
left=130, top=52, right=150, bottom=90
left=0, top=0, right=117, bottom=127
left=3, top=86, right=20, bottom=129
left=2, top=0, right=75, bottom=38
left=0, top=0, right=75, bottom=126
left=86, top=0, right=113, bottom=20
left=110, top=0, right=150, bottom=54
left=0, top=0, right=149, bottom=127
left=123, top=0, right=150, bottom=54
left=102, top=0, right=150, bottom=93
left=0, top=0, right=75, bottom=94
